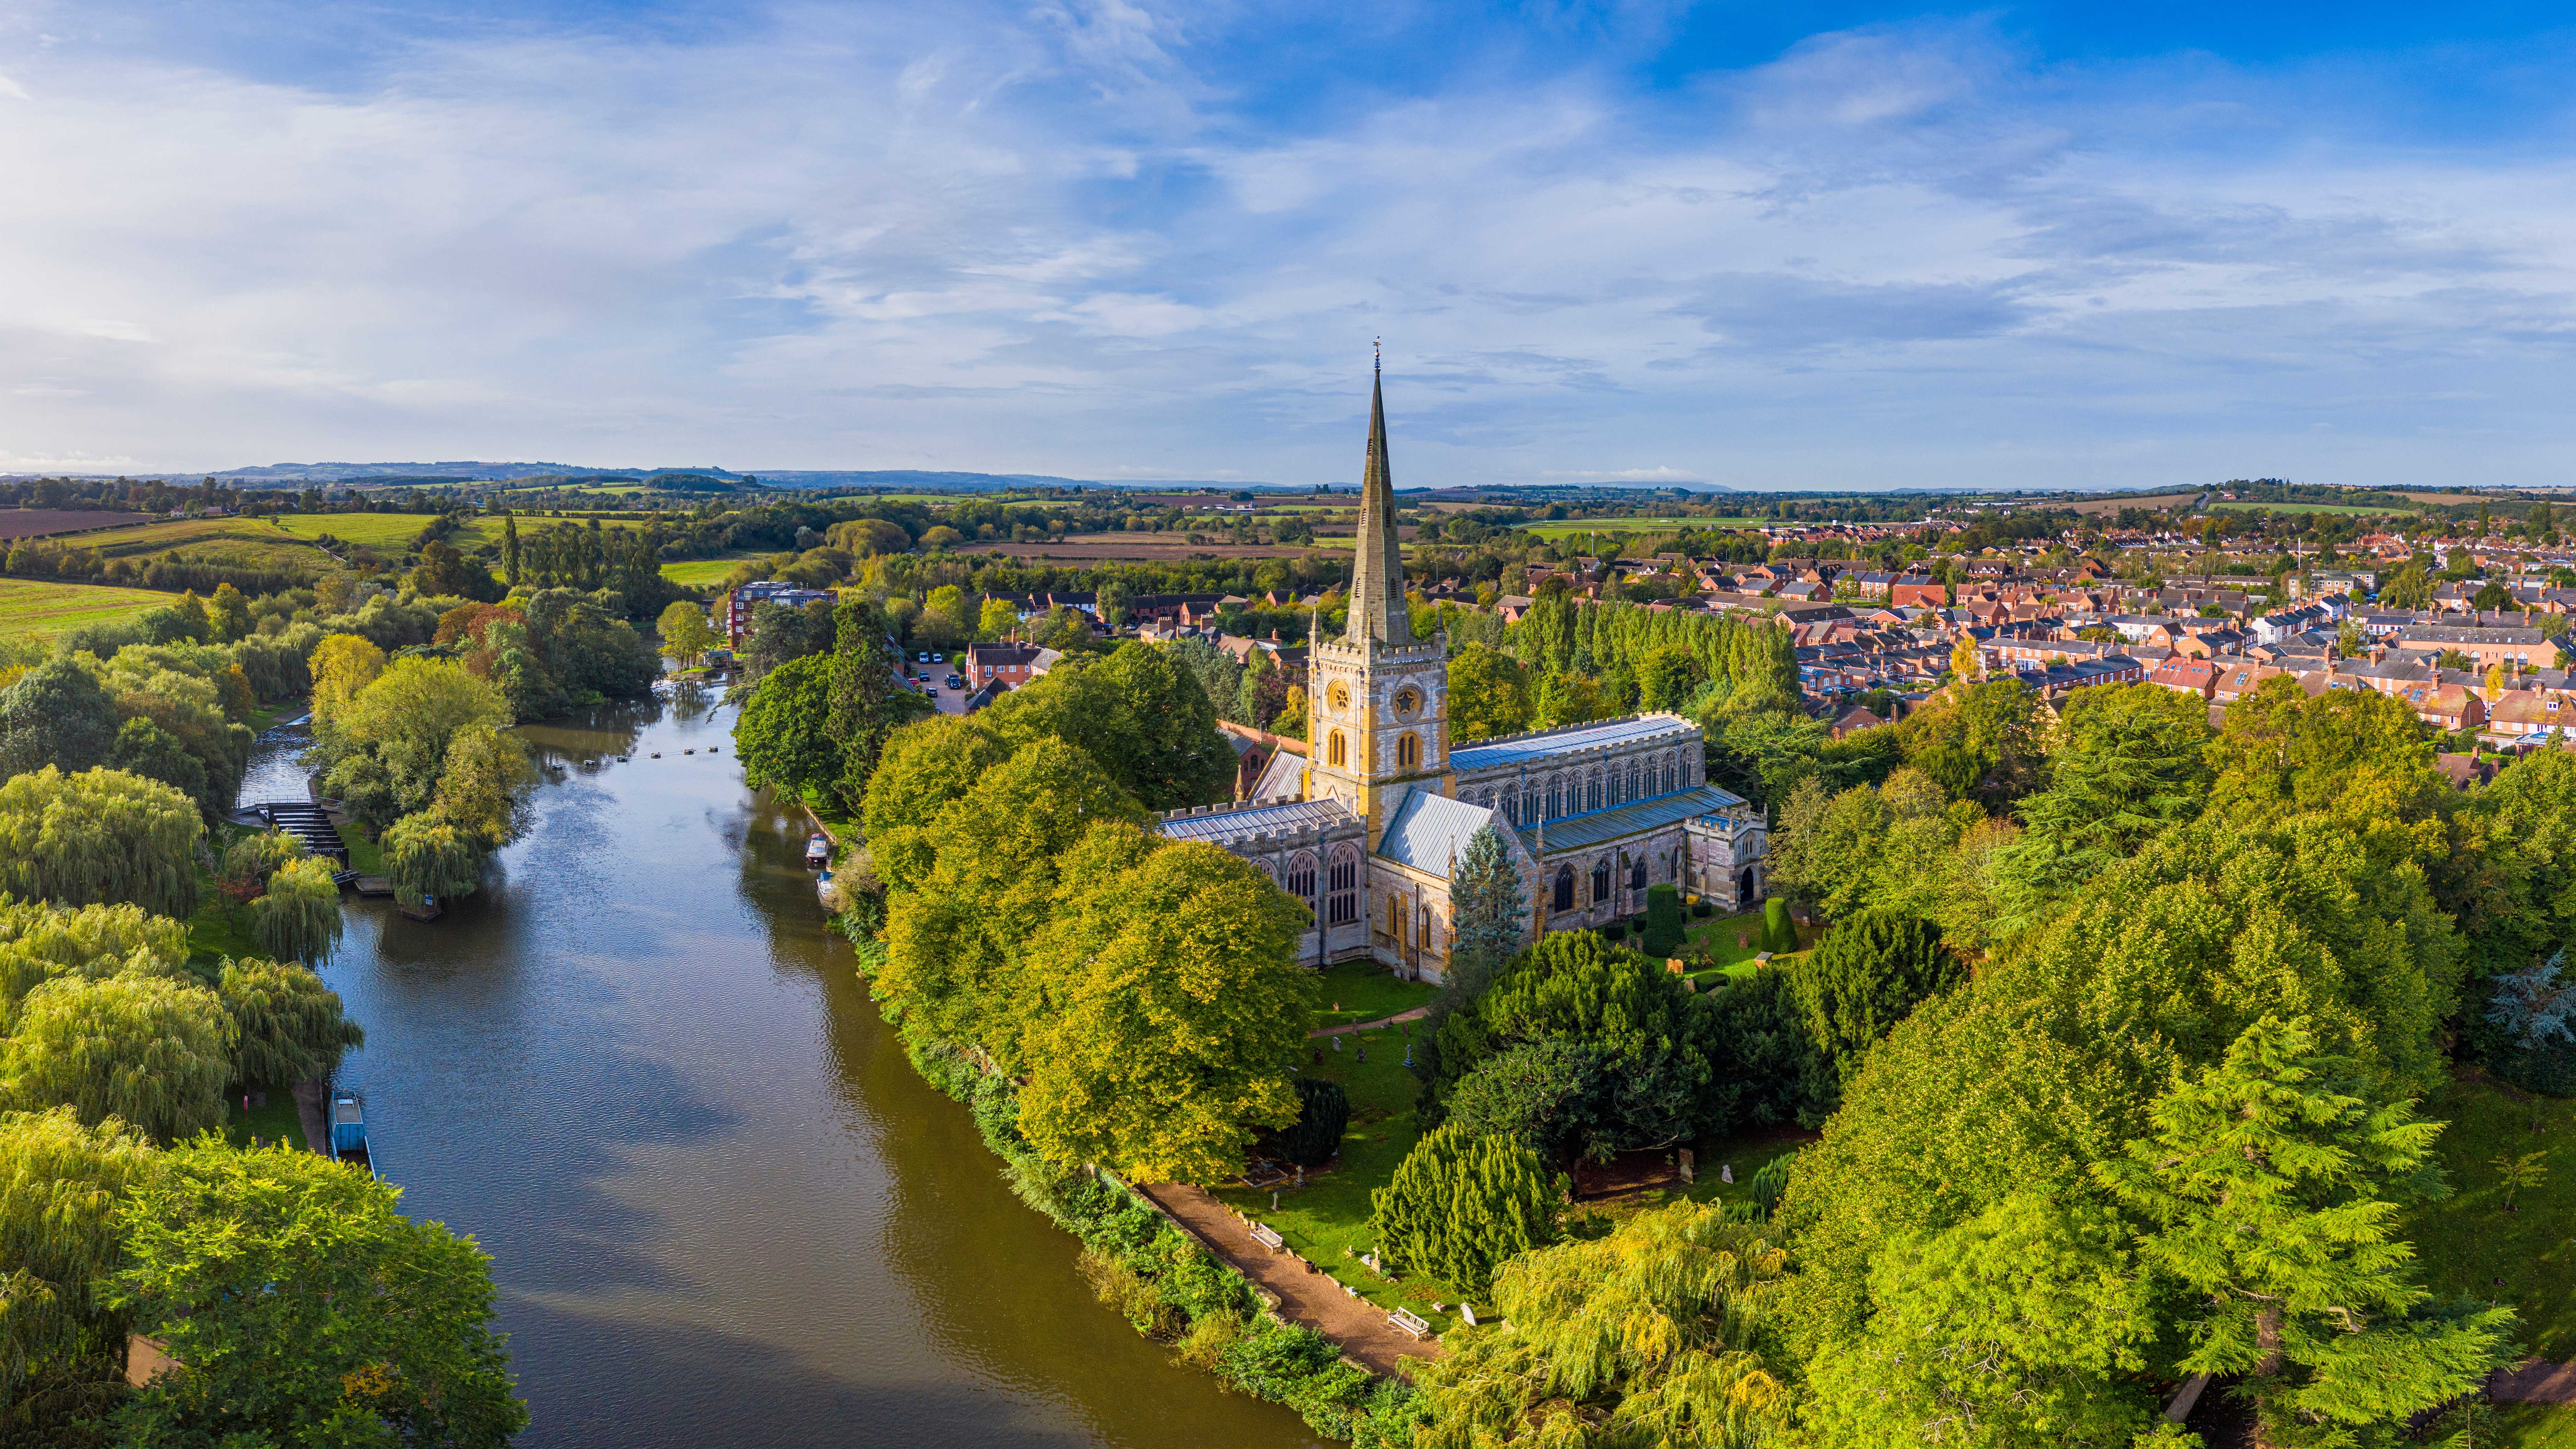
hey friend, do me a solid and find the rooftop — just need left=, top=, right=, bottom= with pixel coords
left=1516, top=783, right=1749, bottom=855
left=1156, top=796, right=1355, bottom=844
left=1450, top=713, right=1696, bottom=773
left=1376, top=790, right=1503, bottom=876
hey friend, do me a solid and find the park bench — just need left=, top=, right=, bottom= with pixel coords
left=1247, top=1224, right=1285, bottom=1253
left=1388, top=1308, right=1432, bottom=1339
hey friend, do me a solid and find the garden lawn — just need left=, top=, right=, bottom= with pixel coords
left=2401, top=1072, right=2576, bottom=1359
left=2499, top=1405, right=2576, bottom=1448
left=0, top=578, right=173, bottom=639
left=1310, top=958, right=1437, bottom=1031
left=1677, top=908, right=1814, bottom=986
left=336, top=820, right=384, bottom=877
left=224, top=1088, right=308, bottom=1152
left=662, top=556, right=762, bottom=587
left=1210, top=1023, right=1476, bottom=1331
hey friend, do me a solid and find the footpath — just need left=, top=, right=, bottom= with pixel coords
left=1309, top=1006, right=1430, bottom=1038
left=2492, top=1360, right=2576, bottom=1403
left=1138, top=1181, right=1440, bottom=1377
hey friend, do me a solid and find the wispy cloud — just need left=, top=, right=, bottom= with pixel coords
left=3, top=2, right=2576, bottom=486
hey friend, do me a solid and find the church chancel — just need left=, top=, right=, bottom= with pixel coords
left=1154, top=363, right=1768, bottom=982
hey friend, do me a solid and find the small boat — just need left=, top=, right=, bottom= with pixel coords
left=329, top=1088, right=377, bottom=1179
left=804, top=834, right=831, bottom=868
left=817, top=869, right=837, bottom=906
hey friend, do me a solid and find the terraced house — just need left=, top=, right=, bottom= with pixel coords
left=1155, top=368, right=1769, bottom=982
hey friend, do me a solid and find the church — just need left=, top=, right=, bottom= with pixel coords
left=1154, top=365, right=1769, bottom=982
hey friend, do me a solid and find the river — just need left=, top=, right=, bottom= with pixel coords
left=243, top=690, right=1314, bottom=1448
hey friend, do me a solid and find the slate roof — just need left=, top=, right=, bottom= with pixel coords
left=1515, top=784, right=1750, bottom=855
left=1158, top=797, right=1355, bottom=844
left=1449, top=714, right=1696, bottom=773
left=1376, top=790, right=1502, bottom=876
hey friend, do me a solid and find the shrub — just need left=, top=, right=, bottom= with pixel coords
left=1172, top=1310, right=1247, bottom=1371
left=1260, top=1076, right=1349, bottom=1167
left=1692, top=901, right=1713, bottom=918
left=1748, top=1153, right=1793, bottom=1218
left=1601, top=922, right=1626, bottom=942
left=1219, top=1321, right=1343, bottom=1400
left=1762, top=896, right=1793, bottom=952
left=1642, top=883, right=1684, bottom=956
left=1078, top=1249, right=1178, bottom=1337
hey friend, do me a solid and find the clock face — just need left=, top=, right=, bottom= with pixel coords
left=1393, top=688, right=1421, bottom=720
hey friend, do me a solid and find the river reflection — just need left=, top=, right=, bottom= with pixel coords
left=272, top=693, right=1313, bottom=1448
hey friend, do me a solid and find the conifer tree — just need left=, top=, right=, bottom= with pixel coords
left=1369, top=1122, right=1556, bottom=1295
left=1446, top=825, right=1525, bottom=997
left=2097, top=1014, right=2513, bottom=1442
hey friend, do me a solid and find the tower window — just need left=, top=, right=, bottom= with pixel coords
left=1398, top=732, right=1420, bottom=769
left=1329, top=682, right=1351, bottom=712
left=1394, top=687, right=1421, bottom=719
left=1327, top=730, right=1347, bottom=768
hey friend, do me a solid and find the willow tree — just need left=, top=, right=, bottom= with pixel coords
left=428, top=727, right=534, bottom=851
left=383, top=814, right=485, bottom=902
left=219, top=957, right=364, bottom=1086
left=250, top=857, right=346, bottom=966
left=0, top=896, right=192, bottom=1027
left=1, top=975, right=233, bottom=1142
left=0, top=1107, right=156, bottom=1440
left=1408, top=1201, right=1795, bottom=1448
left=0, top=767, right=204, bottom=919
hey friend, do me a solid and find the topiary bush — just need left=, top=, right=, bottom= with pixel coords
left=1260, top=1076, right=1349, bottom=1167
left=1641, top=884, right=1684, bottom=957
left=1600, top=922, right=1626, bottom=942
left=1370, top=1122, right=1558, bottom=1295
left=1691, top=901, right=1713, bottom=918
left=1761, top=896, right=1793, bottom=952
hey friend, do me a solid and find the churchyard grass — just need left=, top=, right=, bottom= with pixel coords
left=1311, top=959, right=1438, bottom=1031
left=2499, top=1404, right=2576, bottom=1447
left=2401, top=1073, right=2576, bottom=1359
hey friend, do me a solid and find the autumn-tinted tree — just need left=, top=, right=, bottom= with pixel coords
left=2098, top=1015, right=2512, bottom=1442
left=1017, top=836, right=1314, bottom=1183
left=104, top=1139, right=527, bottom=1448
left=429, top=726, right=535, bottom=852
left=2, top=974, right=233, bottom=1142
left=305, top=632, right=386, bottom=733
left=0, top=767, right=204, bottom=918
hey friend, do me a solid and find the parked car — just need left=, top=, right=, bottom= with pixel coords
left=945, top=673, right=963, bottom=690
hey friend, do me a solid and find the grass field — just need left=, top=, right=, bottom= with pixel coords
left=2210, top=501, right=2422, bottom=517
left=1519, top=518, right=1758, bottom=538
left=0, top=578, right=173, bottom=639
left=274, top=512, right=500, bottom=547
left=661, top=557, right=761, bottom=587
left=1311, top=958, right=1438, bottom=1032
left=2499, top=1404, right=2576, bottom=1447
left=2403, top=1072, right=2576, bottom=1359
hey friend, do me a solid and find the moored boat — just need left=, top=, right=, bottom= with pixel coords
left=804, top=834, right=831, bottom=868
left=330, top=1087, right=377, bottom=1179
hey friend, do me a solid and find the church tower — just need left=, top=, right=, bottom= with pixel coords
left=1304, top=352, right=1454, bottom=836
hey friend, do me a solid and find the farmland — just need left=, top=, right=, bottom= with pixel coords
left=2066, top=491, right=2202, bottom=516
left=2210, top=501, right=2423, bottom=517
left=0, top=508, right=139, bottom=541
left=0, top=578, right=173, bottom=639
left=660, top=557, right=757, bottom=587
left=1519, top=518, right=1758, bottom=539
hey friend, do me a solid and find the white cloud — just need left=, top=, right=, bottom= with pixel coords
left=2, top=4, right=2576, bottom=487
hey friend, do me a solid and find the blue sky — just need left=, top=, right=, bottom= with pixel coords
left=6, top=1, right=2576, bottom=489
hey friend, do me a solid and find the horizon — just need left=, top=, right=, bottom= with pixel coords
left=10, top=3, right=2576, bottom=488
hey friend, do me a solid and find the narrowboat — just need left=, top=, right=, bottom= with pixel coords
left=330, top=1088, right=376, bottom=1179
left=804, top=834, right=831, bottom=868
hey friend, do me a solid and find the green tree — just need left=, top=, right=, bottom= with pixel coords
left=859, top=716, right=1011, bottom=893
left=656, top=599, right=722, bottom=667
left=1408, top=1202, right=1793, bottom=1446
left=205, top=581, right=252, bottom=641
left=0, top=767, right=204, bottom=918
left=824, top=598, right=936, bottom=813
left=2098, top=1015, right=2513, bottom=1442
left=103, top=1139, right=527, bottom=1448
left=219, top=956, right=364, bottom=1085
left=0, top=1107, right=155, bottom=1440
left=1805, top=1193, right=2163, bottom=1449
left=977, top=596, right=1018, bottom=641
left=1445, top=824, right=1526, bottom=996
left=1636, top=643, right=1706, bottom=712
left=1641, top=881, right=1685, bottom=956
left=1440, top=1039, right=1609, bottom=1166
left=0, top=659, right=121, bottom=779
left=0, top=896, right=192, bottom=1025
left=2, top=974, right=233, bottom=1142
left=732, top=652, right=843, bottom=804
left=383, top=813, right=485, bottom=902
left=1018, top=837, right=1314, bottom=1183
left=1993, top=682, right=2213, bottom=926
left=250, top=855, right=347, bottom=966
left=1260, top=1076, right=1350, bottom=1168
left=1369, top=1122, right=1557, bottom=1295
left=1900, top=678, right=2045, bottom=805
left=1792, top=907, right=1959, bottom=1089
left=2381, top=564, right=2433, bottom=610
left=306, top=632, right=387, bottom=734
left=107, top=716, right=213, bottom=820
left=1447, top=644, right=1533, bottom=742
left=318, top=658, right=515, bottom=831
left=429, top=726, right=534, bottom=851
left=983, top=643, right=1232, bottom=810
left=502, top=511, right=521, bottom=587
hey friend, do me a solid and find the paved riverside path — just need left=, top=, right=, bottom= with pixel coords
left=1309, top=1006, right=1431, bottom=1038
left=1137, top=1182, right=1441, bottom=1377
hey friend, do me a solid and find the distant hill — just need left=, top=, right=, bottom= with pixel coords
left=180, top=463, right=1299, bottom=493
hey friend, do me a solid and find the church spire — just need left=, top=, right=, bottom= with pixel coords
left=1345, top=341, right=1413, bottom=646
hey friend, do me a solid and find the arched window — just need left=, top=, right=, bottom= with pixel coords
left=1502, top=793, right=1519, bottom=826
left=1663, top=757, right=1677, bottom=795
left=1552, top=865, right=1575, bottom=912
left=1546, top=781, right=1562, bottom=818
left=1327, top=730, right=1347, bottom=768
left=1591, top=859, right=1611, bottom=903
left=1586, top=775, right=1602, bottom=812
left=1286, top=852, right=1317, bottom=901
left=1397, top=732, right=1420, bottom=769
left=1630, top=856, right=1647, bottom=891
left=1328, top=848, right=1360, bottom=924
left=1626, top=761, right=1640, bottom=802
left=1523, top=784, right=1538, bottom=823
